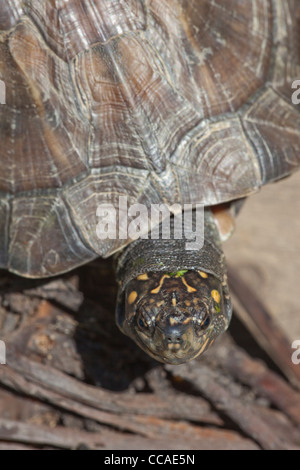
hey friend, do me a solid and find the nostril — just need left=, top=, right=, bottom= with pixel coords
left=167, top=335, right=181, bottom=343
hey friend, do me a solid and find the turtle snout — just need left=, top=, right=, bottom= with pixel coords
left=167, top=330, right=182, bottom=344
left=162, top=320, right=188, bottom=351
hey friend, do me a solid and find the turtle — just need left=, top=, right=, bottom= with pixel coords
left=0, top=0, right=299, bottom=365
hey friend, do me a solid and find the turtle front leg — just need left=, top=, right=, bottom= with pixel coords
left=211, top=204, right=236, bottom=242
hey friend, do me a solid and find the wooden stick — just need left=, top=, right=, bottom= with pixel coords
left=228, top=267, right=300, bottom=388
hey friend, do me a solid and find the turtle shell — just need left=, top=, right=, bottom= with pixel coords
left=0, top=0, right=299, bottom=277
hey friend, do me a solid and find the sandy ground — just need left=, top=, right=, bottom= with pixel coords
left=224, top=171, right=300, bottom=341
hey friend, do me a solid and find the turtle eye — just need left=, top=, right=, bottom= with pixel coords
left=201, top=315, right=211, bottom=330
left=137, top=311, right=154, bottom=336
left=193, top=307, right=211, bottom=335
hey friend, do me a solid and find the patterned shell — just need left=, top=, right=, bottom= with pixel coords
left=0, top=0, right=299, bottom=277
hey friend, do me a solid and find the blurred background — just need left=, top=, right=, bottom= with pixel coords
left=224, top=171, right=300, bottom=341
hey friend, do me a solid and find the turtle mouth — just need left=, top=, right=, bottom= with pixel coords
left=133, top=322, right=214, bottom=365
left=136, top=337, right=193, bottom=364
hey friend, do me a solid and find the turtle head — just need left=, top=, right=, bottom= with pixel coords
left=117, top=270, right=230, bottom=364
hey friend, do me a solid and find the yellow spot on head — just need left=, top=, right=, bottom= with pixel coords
left=172, top=297, right=177, bottom=307
left=137, top=273, right=149, bottom=281
left=198, top=271, right=208, bottom=279
left=181, top=277, right=197, bottom=293
left=151, top=274, right=169, bottom=294
left=168, top=343, right=181, bottom=351
left=169, top=316, right=179, bottom=326
left=128, top=291, right=138, bottom=305
left=211, top=289, right=220, bottom=304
